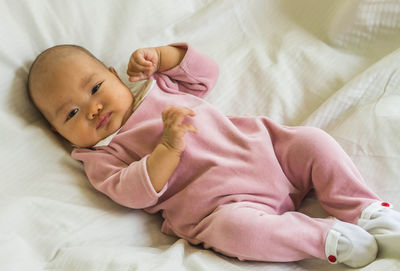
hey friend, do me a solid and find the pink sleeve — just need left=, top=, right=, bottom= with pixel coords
left=152, top=43, right=219, bottom=98
left=71, top=148, right=167, bottom=209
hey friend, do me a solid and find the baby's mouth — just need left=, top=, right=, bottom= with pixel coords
left=97, top=112, right=112, bottom=129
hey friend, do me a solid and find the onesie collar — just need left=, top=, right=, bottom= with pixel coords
left=93, top=79, right=154, bottom=147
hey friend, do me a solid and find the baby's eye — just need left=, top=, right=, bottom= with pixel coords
left=91, top=82, right=102, bottom=95
left=67, top=108, right=79, bottom=121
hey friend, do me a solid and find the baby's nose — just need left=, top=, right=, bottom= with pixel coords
left=87, top=103, right=103, bottom=120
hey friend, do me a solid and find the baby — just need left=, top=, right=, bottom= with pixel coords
left=28, top=43, right=400, bottom=267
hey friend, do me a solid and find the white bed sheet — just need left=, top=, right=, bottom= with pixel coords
left=1, top=0, right=399, bottom=270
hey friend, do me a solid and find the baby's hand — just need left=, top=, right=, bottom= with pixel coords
left=127, top=47, right=160, bottom=82
left=161, top=106, right=197, bottom=154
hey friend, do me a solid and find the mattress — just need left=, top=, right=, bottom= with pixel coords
left=1, top=0, right=399, bottom=270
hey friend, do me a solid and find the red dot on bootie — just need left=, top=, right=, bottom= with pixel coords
left=381, top=202, right=390, bottom=207
left=328, top=255, right=337, bottom=263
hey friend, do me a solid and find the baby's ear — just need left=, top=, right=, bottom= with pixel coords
left=109, top=66, right=121, bottom=79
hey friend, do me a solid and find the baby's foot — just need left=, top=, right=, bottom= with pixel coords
left=325, top=220, right=377, bottom=267
left=358, top=201, right=400, bottom=234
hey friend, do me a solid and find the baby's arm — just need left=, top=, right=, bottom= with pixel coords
left=128, top=43, right=219, bottom=98
left=71, top=105, right=197, bottom=206
left=147, top=106, right=197, bottom=192
left=127, top=46, right=186, bottom=82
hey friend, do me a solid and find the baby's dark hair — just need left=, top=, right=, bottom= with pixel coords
left=27, top=44, right=106, bottom=105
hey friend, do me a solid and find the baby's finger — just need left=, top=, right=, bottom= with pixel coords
left=181, top=124, right=198, bottom=134
left=169, top=106, right=194, bottom=115
left=127, top=61, right=148, bottom=76
left=170, top=110, right=196, bottom=128
left=176, top=107, right=196, bottom=118
left=186, top=108, right=196, bottom=117
left=134, top=50, right=153, bottom=66
left=162, top=106, right=175, bottom=122
left=162, top=106, right=195, bottom=124
left=129, top=73, right=147, bottom=82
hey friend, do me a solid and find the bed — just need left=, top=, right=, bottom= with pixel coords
left=1, top=0, right=399, bottom=270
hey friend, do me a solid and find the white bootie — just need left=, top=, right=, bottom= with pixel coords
left=325, top=220, right=378, bottom=267
left=358, top=201, right=400, bottom=235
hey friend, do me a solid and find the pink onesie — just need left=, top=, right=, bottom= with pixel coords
left=72, top=43, right=380, bottom=262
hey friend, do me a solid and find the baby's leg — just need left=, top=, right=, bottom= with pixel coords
left=195, top=203, right=333, bottom=262
left=269, top=123, right=381, bottom=224
left=194, top=202, right=376, bottom=267
left=269, top=123, right=400, bottom=241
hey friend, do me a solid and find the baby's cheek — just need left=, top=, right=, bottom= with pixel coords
left=63, top=124, right=92, bottom=147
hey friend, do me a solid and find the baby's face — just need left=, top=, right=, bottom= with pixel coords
left=32, top=51, right=135, bottom=147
